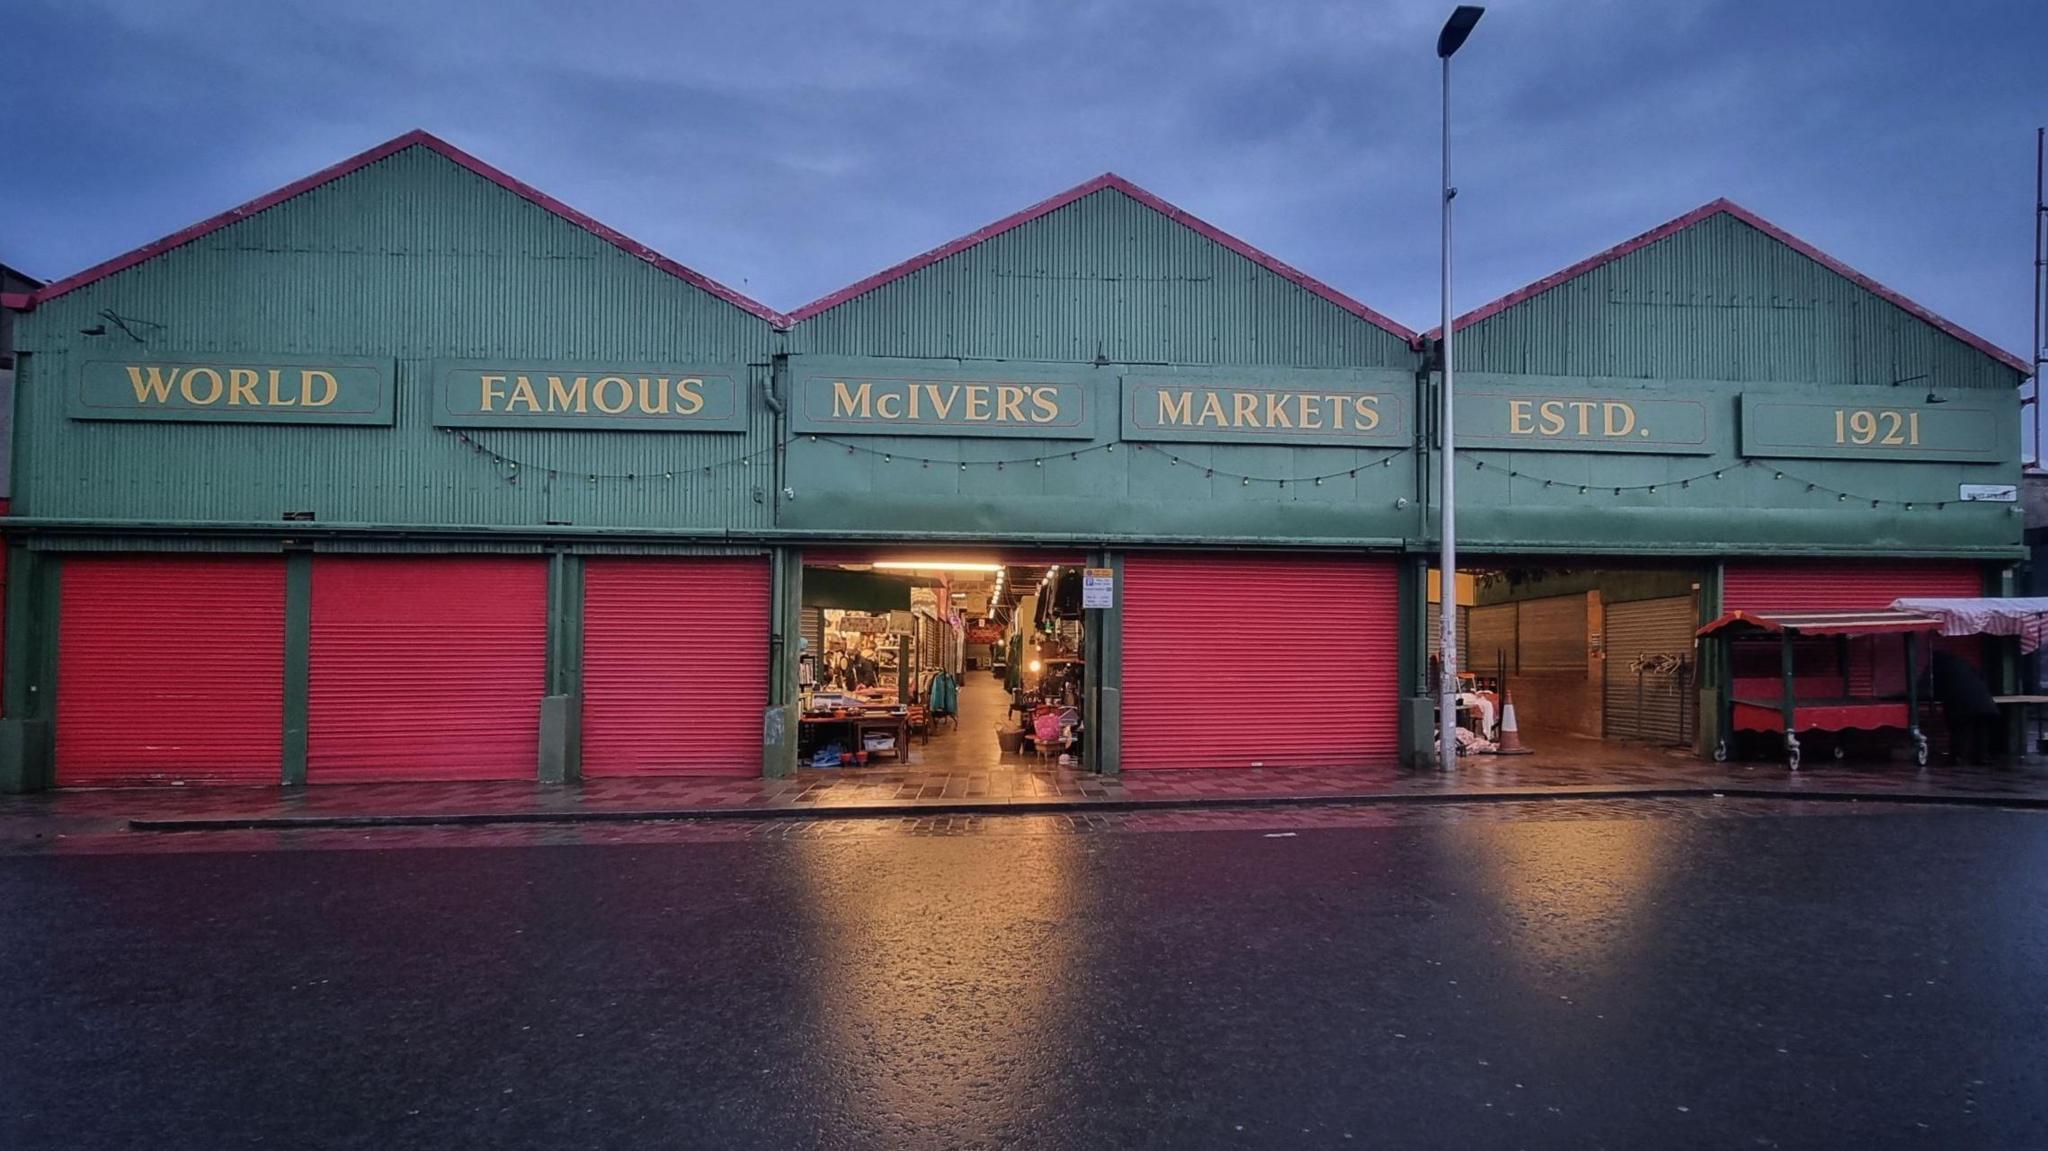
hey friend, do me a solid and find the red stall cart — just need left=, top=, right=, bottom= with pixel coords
left=1698, top=608, right=1944, bottom=770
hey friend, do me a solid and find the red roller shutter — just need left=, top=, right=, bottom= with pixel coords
left=581, top=557, right=769, bottom=777
left=1122, top=553, right=1399, bottom=769
left=1724, top=560, right=1985, bottom=697
left=57, top=555, right=285, bottom=786
left=1722, top=561, right=1983, bottom=611
left=308, top=556, right=546, bottom=783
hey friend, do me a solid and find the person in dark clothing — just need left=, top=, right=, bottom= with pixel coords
left=1926, top=649, right=2000, bottom=765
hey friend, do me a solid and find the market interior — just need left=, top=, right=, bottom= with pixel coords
left=799, top=558, right=1088, bottom=771
left=1431, top=564, right=1707, bottom=761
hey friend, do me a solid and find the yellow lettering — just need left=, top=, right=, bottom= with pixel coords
left=907, top=384, right=922, bottom=419
left=1199, top=392, right=1228, bottom=427
left=180, top=366, right=225, bottom=406
left=1029, top=386, right=1058, bottom=422
left=1328, top=395, right=1348, bottom=430
left=125, top=365, right=177, bottom=403
left=1538, top=400, right=1566, bottom=435
left=1297, top=394, right=1322, bottom=430
left=1158, top=390, right=1193, bottom=426
left=926, top=384, right=958, bottom=421
left=548, top=375, right=589, bottom=414
left=996, top=385, right=1026, bottom=423
left=636, top=376, right=669, bottom=415
left=1355, top=396, right=1380, bottom=431
left=1508, top=399, right=1535, bottom=435
left=508, top=376, right=541, bottom=413
left=1603, top=402, right=1635, bottom=437
left=674, top=377, right=705, bottom=416
left=1264, top=392, right=1294, bottom=429
left=965, top=384, right=991, bottom=421
left=831, top=380, right=874, bottom=419
left=1233, top=392, right=1258, bottom=427
left=876, top=392, right=903, bottom=419
left=480, top=374, right=508, bottom=413
left=227, top=369, right=259, bottom=406
left=1569, top=400, right=1597, bottom=435
left=592, top=376, right=632, bottom=415
left=300, top=369, right=337, bottom=407
left=266, top=369, right=295, bottom=407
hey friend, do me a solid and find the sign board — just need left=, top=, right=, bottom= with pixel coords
left=1082, top=567, right=1115, bottom=609
left=432, top=360, right=748, bottom=431
left=70, top=353, right=396, bottom=425
left=838, top=612, right=889, bottom=633
left=1120, top=369, right=1411, bottom=448
left=790, top=356, right=1096, bottom=439
left=1739, top=390, right=2008, bottom=463
left=1454, top=377, right=1711, bottom=455
left=1959, top=483, right=2018, bottom=502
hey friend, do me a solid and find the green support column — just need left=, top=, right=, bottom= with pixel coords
left=282, top=551, right=311, bottom=786
left=0, top=547, right=59, bottom=793
left=539, top=551, right=585, bottom=784
left=1698, top=560, right=1726, bottom=756
left=1086, top=550, right=1122, bottom=775
left=764, top=546, right=803, bottom=779
left=1399, top=554, right=1433, bottom=765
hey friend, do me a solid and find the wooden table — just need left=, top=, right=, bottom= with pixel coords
left=800, top=713, right=911, bottom=763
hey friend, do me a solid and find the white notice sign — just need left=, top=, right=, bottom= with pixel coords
left=1959, top=483, right=2018, bottom=502
left=1082, top=567, right=1115, bottom=609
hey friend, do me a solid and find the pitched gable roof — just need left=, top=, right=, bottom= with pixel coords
left=1433, top=198, right=2028, bottom=375
left=786, top=172, right=1417, bottom=341
left=4, top=130, right=787, bottom=326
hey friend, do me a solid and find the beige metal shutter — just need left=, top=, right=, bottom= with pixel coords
left=1602, top=596, right=1697, bottom=744
left=1468, top=604, right=1517, bottom=674
left=1424, top=603, right=1472, bottom=671
left=1517, top=596, right=1587, bottom=672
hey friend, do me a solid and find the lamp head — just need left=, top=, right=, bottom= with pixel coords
left=1438, top=5, right=1485, bottom=58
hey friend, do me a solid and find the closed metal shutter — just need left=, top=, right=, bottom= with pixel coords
left=800, top=607, right=825, bottom=661
left=308, top=556, right=547, bottom=783
left=1121, top=553, right=1399, bottom=769
left=1468, top=604, right=1517, bottom=674
left=582, top=557, right=768, bottom=777
left=1424, top=603, right=1471, bottom=672
left=56, top=556, right=285, bottom=786
left=1723, top=560, right=1985, bottom=699
left=1516, top=595, right=1587, bottom=672
left=1602, top=596, right=1697, bottom=744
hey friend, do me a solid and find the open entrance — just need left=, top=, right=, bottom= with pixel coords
left=799, top=555, right=1089, bottom=773
left=1430, top=562, right=1708, bottom=767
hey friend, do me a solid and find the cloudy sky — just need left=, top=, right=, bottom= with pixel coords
left=5, top=0, right=2043, bottom=363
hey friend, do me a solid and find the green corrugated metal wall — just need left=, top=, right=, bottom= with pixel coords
left=13, top=144, right=777, bottom=530
left=782, top=186, right=1423, bottom=541
left=1436, top=210, right=2024, bottom=556
left=1456, top=212, right=2012, bottom=388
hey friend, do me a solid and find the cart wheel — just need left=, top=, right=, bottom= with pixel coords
left=1914, top=734, right=1929, bottom=767
left=1785, top=734, right=1801, bottom=771
left=1712, top=741, right=1729, bottom=763
left=1832, top=745, right=1846, bottom=761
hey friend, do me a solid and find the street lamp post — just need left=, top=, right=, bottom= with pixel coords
left=1436, top=5, right=1483, bottom=771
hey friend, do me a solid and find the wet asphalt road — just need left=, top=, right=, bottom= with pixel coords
left=4, top=801, right=2048, bottom=1149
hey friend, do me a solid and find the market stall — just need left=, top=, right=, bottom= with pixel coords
left=1698, top=607, right=1944, bottom=769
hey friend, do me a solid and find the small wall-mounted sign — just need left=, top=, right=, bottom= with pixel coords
left=1082, top=567, right=1115, bottom=609
left=1958, top=483, right=2018, bottom=502
left=1740, top=388, right=2008, bottom=463
left=790, top=356, right=1095, bottom=440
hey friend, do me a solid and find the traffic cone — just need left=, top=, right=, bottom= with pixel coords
left=1493, top=688, right=1534, bottom=755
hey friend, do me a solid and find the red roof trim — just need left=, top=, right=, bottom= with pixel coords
left=23, top=129, right=788, bottom=327
left=786, top=172, right=1417, bottom=341
left=1432, top=198, right=2029, bottom=375
left=0, top=292, right=31, bottom=312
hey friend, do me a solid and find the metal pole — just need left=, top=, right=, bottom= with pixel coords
left=1437, top=54, right=1460, bottom=770
left=2034, top=127, right=2043, bottom=467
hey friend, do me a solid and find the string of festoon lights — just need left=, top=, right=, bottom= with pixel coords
left=807, top=435, right=1415, bottom=486
left=442, top=427, right=777, bottom=483
left=1462, top=452, right=2012, bottom=513
left=443, top=427, right=2008, bottom=513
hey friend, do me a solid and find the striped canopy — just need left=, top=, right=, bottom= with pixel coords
left=1696, top=608, right=1945, bottom=639
left=1891, top=597, right=2048, bottom=654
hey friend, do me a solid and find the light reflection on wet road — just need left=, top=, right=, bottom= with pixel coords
left=4, top=798, right=2047, bottom=1149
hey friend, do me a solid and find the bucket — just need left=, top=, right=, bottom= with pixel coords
left=996, top=727, right=1026, bottom=754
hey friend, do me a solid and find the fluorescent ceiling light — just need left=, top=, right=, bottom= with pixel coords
left=872, top=561, right=1004, bottom=572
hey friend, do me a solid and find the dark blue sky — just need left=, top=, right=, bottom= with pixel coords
left=5, top=0, right=2042, bottom=365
